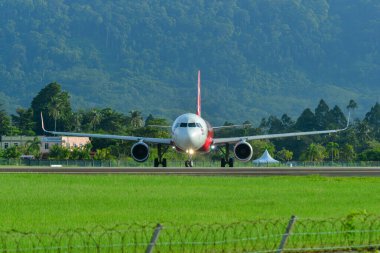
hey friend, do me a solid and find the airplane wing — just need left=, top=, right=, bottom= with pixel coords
left=146, top=125, right=172, bottom=129
left=41, top=113, right=172, bottom=145
left=213, top=113, right=350, bottom=145
left=212, top=124, right=251, bottom=130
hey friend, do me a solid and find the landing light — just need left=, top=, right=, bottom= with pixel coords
left=211, top=145, right=216, bottom=150
left=189, top=149, right=194, bottom=155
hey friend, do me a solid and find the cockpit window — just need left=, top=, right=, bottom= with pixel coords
left=178, top=122, right=202, bottom=128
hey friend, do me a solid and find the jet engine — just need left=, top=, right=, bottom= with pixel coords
left=234, top=141, right=253, bottom=162
left=131, top=142, right=150, bottom=162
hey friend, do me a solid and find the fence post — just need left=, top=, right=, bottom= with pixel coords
left=146, top=224, right=163, bottom=253
left=276, top=215, right=297, bottom=253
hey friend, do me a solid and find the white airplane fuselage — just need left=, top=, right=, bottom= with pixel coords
left=171, top=113, right=214, bottom=153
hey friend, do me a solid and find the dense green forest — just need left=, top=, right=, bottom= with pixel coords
left=0, top=83, right=379, bottom=161
left=0, top=0, right=379, bottom=124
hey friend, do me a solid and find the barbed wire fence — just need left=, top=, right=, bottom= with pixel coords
left=1, top=214, right=380, bottom=252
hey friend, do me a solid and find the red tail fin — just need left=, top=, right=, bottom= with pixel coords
left=197, top=70, right=201, bottom=116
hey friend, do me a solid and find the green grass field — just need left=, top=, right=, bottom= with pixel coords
left=0, top=174, right=379, bottom=232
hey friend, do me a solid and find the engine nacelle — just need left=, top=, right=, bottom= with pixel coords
left=131, top=142, right=150, bottom=162
left=234, top=141, right=253, bottom=162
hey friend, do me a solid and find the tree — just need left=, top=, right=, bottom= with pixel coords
left=12, top=108, right=35, bottom=135
left=295, top=108, right=316, bottom=131
left=25, top=137, right=41, bottom=158
left=129, top=110, right=143, bottom=129
left=49, top=145, right=70, bottom=160
left=346, top=99, right=358, bottom=111
left=315, top=99, right=330, bottom=130
left=281, top=114, right=295, bottom=130
left=96, top=108, right=128, bottom=134
left=355, top=121, right=372, bottom=143
left=328, top=105, right=347, bottom=128
left=326, top=142, right=339, bottom=162
left=264, top=115, right=284, bottom=134
left=72, top=112, right=83, bottom=131
left=89, top=109, right=101, bottom=131
left=250, top=140, right=276, bottom=160
left=31, top=82, right=72, bottom=134
left=301, top=143, right=327, bottom=162
left=3, top=146, right=22, bottom=159
left=341, top=144, right=356, bottom=162
left=359, top=145, right=380, bottom=161
left=0, top=104, right=11, bottom=135
left=364, top=103, right=380, bottom=138
left=70, top=144, right=92, bottom=160
left=275, top=148, right=293, bottom=162
left=145, top=114, right=155, bottom=126
left=93, top=148, right=114, bottom=160
left=48, top=95, right=64, bottom=131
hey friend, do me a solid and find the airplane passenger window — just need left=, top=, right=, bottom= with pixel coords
left=188, top=123, right=196, bottom=127
left=180, top=123, right=187, bottom=127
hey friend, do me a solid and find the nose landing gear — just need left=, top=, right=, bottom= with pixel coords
left=185, top=160, right=194, bottom=167
left=184, top=149, right=195, bottom=167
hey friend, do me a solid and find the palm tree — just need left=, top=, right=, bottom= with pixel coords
left=356, top=121, right=372, bottom=143
left=305, top=143, right=317, bottom=161
left=346, top=99, right=358, bottom=111
left=129, top=110, right=143, bottom=129
left=72, top=112, right=83, bottom=131
left=326, top=142, right=339, bottom=162
left=341, top=144, right=356, bottom=162
left=304, top=143, right=326, bottom=161
left=89, top=109, right=101, bottom=131
left=25, top=137, right=41, bottom=158
left=48, top=96, right=64, bottom=131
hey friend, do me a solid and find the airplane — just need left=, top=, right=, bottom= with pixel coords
left=41, top=71, right=350, bottom=167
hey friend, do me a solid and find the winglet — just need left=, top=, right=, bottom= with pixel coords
left=197, top=70, right=201, bottom=116
left=344, top=111, right=351, bottom=130
left=40, top=112, right=47, bottom=132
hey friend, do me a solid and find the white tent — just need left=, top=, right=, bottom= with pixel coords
left=252, top=149, right=279, bottom=164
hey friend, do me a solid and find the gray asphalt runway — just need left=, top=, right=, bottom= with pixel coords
left=0, top=167, right=380, bottom=176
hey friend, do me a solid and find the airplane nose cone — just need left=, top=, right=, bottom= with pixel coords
left=175, top=129, right=200, bottom=151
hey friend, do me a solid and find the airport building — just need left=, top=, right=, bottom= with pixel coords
left=0, top=136, right=37, bottom=150
left=0, top=136, right=90, bottom=154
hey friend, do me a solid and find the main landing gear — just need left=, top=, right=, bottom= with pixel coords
left=219, top=143, right=234, bottom=167
left=154, top=144, right=169, bottom=167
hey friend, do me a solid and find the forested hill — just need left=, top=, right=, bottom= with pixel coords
left=0, top=0, right=379, bottom=124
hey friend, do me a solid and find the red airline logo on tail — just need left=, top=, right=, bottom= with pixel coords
left=197, top=70, right=201, bottom=116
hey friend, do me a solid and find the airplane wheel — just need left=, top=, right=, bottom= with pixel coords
left=162, top=158, right=167, bottom=167
left=185, top=161, right=189, bottom=167
left=154, top=158, right=159, bottom=167
left=228, top=158, right=234, bottom=167
left=221, top=158, right=226, bottom=167
left=189, top=160, right=194, bottom=167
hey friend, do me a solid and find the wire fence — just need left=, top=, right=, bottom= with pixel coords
left=1, top=215, right=380, bottom=252
left=0, top=158, right=380, bottom=168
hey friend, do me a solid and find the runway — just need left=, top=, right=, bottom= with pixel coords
left=0, top=167, right=380, bottom=176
